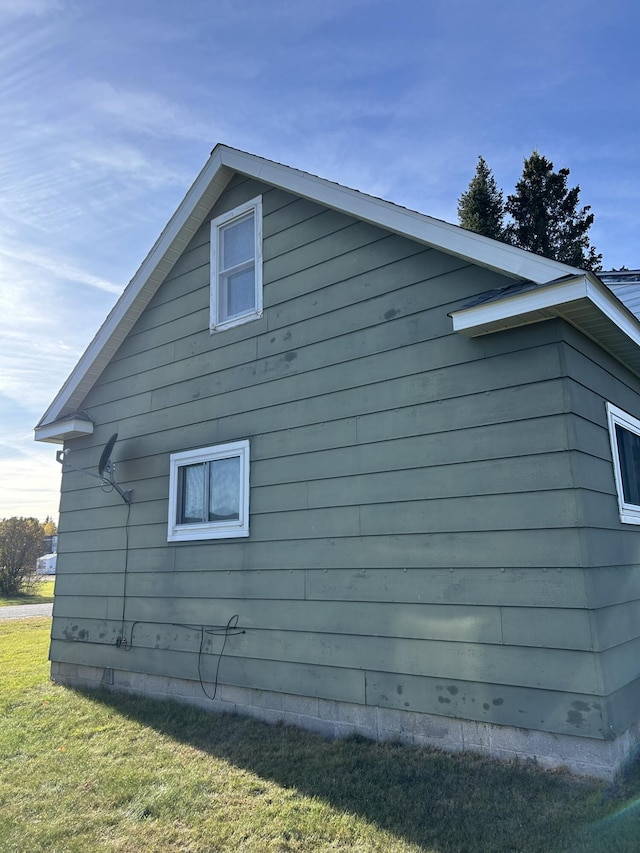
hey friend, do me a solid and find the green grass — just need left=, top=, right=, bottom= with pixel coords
left=2, top=619, right=640, bottom=852
left=0, top=578, right=55, bottom=606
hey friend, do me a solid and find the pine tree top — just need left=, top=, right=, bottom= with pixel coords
left=457, top=156, right=505, bottom=241
left=505, top=151, right=602, bottom=271
left=457, top=151, right=602, bottom=271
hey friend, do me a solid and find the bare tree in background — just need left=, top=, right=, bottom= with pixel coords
left=0, top=517, right=45, bottom=596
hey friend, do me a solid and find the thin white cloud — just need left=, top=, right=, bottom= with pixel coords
left=70, top=142, right=190, bottom=192
left=0, top=337, right=79, bottom=407
left=79, top=80, right=221, bottom=142
left=203, top=0, right=375, bottom=35
left=0, top=243, right=123, bottom=295
left=0, top=248, right=115, bottom=418
left=0, top=0, right=62, bottom=20
left=0, top=450, right=61, bottom=521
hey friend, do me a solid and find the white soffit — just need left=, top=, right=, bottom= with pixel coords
left=34, top=418, right=94, bottom=445
left=450, top=274, right=640, bottom=376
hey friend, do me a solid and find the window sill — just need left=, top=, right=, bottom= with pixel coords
left=209, top=308, right=263, bottom=334
left=168, top=525, right=250, bottom=542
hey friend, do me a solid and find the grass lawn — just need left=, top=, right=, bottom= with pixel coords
left=1, top=619, right=640, bottom=852
left=0, top=578, right=55, bottom=606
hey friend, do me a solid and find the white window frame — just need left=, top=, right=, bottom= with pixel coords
left=606, top=402, right=640, bottom=525
left=167, top=439, right=250, bottom=542
left=210, top=196, right=263, bottom=333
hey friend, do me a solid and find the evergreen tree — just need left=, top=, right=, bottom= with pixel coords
left=505, top=151, right=602, bottom=270
left=457, top=156, right=505, bottom=240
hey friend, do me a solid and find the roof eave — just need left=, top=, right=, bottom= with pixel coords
left=450, top=273, right=640, bottom=378
left=34, top=417, right=95, bottom=445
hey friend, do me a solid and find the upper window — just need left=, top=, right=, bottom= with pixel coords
left=210, top=197, right=263, bottom=332
left=606, top=402, right=640, bottom=525
left=168, top=440, right=250, bottom=541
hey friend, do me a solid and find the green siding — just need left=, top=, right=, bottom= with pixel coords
left=52, top=173, right=630, bottom=742
left=557, top=324, right=640, bottom=738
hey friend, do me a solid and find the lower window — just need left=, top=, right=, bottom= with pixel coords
left=168, top=440, right=250, bottom=541
left=606, top=403, right=640, bottom=525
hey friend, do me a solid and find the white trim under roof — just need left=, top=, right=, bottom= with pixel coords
left=34, top=417, right=94, bottom=445
left=218, top=148, right=578, bottom=284
left=35, top=144, right=580, bottom=437
left=450, top=273, right=640, bottom=377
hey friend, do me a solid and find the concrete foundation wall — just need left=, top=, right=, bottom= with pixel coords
left=51, top=661, right=640, bottom=781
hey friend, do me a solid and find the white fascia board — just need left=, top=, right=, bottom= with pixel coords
left=219, top=147, right=577, bottom=285
left=34, top=418, right=94, bottom=445
left=450, top=273, right=640, bottom=350
left=450, top=277, right=591, bottom=334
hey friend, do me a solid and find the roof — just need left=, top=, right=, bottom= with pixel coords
left=450, top=273, right=640, bottom=377
left=35, top=145, right=634, bottom=443
left=599, top=270, right=640, bottom=321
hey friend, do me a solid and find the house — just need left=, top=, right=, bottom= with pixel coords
left=35, top=145, right=640, bottom=779
left=599, top=269, right=640, bottom=318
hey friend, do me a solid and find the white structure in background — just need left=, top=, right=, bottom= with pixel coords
left=36, top=552, right=57, bottom=574
left=37, top=533, right=58, bottom=574
left=600, top=270, right=640, bottom=319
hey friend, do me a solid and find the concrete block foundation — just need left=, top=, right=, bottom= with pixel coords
left=50, top=661, right=639, bottom=781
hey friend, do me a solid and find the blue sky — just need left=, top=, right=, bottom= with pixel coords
left=1, top=0, right=638, bottom=521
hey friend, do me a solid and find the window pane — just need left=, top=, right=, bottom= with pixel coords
left=222, top=266, right=255, bottom=318
left=179, top=463, right=205, bottom=523
left=221, top=215, right=254, bottom=269
left=209, top=456, right=240, bottom=521
left=615, top=424, right=640, bottom=505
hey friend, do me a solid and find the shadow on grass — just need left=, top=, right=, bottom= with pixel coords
left=0, top=578, right=55, bottom=607
left=78, top=686, right=640, bottom=853
left=0, top=593, right=55, bottom=607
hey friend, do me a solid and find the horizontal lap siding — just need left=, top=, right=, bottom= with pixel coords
left=559, top=325, right=640, bottom=737
left=53, top=174, right=598, bottom=738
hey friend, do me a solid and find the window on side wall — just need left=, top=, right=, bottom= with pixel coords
left=210, top=196, right=263, bottom=332
left=168, top=440, right=250, bottom=541
left=606, top=402, right=640, bottom=525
